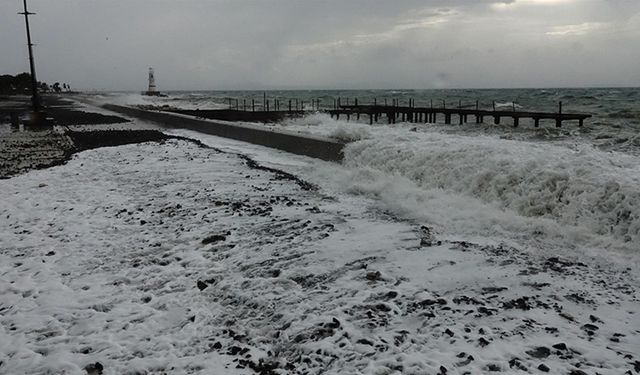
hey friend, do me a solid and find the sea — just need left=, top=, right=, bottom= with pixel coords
left=105, top=88, right=640, bottom=152
left=100, top=88, right=639, bottom=258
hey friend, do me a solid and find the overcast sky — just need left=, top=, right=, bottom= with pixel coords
left=1, top=0, right=639, bottom=90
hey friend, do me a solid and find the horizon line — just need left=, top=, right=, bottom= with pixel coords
left=84, top=85, right=640, bottom=93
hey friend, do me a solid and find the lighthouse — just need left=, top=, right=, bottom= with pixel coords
left=143, top=67, right=162, bottom=96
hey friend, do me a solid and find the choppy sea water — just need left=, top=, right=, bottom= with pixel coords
left=104, top=88, right=640, bottom=153
left=101, top=89, right=639, bottom=257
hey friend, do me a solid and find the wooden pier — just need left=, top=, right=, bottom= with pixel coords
left=157, top=95, right=591, bottom=128
left=328, top=100, right=591, bottom=128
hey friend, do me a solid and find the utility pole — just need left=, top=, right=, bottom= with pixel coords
left=19, top=0, right=41, bottom=113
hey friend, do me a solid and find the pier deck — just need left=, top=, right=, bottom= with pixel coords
left=156, top=96, right=592, bottom=128
left=330, top=103, right=592, bottom=128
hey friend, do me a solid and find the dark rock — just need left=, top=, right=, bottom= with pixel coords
left=477, top=306, right=495, bottom=316
left=324, top=318, right=340, bottom=329
left=545, top=257, right=587, bottom=272
left=552, top=343, right=567, bottom=351
left=569, top=370, right=587, bottom=375
left=417, top=298, right=447, bottom=308
left=486, top=364, right=501, bottom=371
left=527, top=346, right=551, bottom=359
left=482, top=286, right=508, bottom=294
left=188, top=315, right=195, bottom=322
left=202, top=234, right=227, bottom=244
left=285, top=362, right=295, bottom=371
left=523, top=282, right=551, bottom=290
left=478, top=337, right=490, bottom=347
left=366, top=271, right=382, bottom=281
left=439, top=365, right=447, bottom=374
left=503, top=296, right=532, bottom=310
left=509, top=358, right=527, bottom=371
left=581, top=323, right=599, bottom=332
left=419, top=226, right=436, bottom=247
left=45, top=251, right=55, bottom=256
left=213, top=342, right=222, bottom=350
left=140, top=220, right=146, bottom=225
left=356, top=338, right=374, bottom=346
left=453, top=295, right=483, bottom=305
left=84, top=362, right=103, bottom=375
left=538, top=363, right=550, bottom=372
left=444, top=328, right=454, bottom=337
left=634, top=361, right=640, bottom=372
left=386, top=291, right=398, bottom=299
left=589, top=314, right=603, bottom=323
left=228, top=346, right=243, bottom=355
left=197, top=280, right=208, bottom=291
left=559, top=312, right=575, bottom=321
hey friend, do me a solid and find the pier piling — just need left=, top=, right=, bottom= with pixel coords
left=210, top=95, right=591, bottom=129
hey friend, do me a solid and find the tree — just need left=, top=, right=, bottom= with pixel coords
left=39, top=81, right=50, bottom=93
left=0, top=73, right=32, bottom=95
left=0, top=73, right=65, bottom=95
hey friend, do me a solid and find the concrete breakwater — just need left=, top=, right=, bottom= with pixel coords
left=102, top=104, right=345, bottom=162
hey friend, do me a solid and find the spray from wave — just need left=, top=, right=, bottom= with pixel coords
left=341, top=130, right=640, bottom=249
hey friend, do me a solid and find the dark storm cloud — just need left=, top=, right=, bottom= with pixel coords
left=1, top=0, right=638, bottom=90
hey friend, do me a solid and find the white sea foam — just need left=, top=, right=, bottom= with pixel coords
left=286, top=115, right=640, bottom=257
left=89, top=92, right=228, bottom=110
left=279, top=113, right=372, bottom=141
left=87, top=93, right=640, bottom=256
left=4, top=132, right=638, bottom=374
left=494, top=101, right=523, bottom=109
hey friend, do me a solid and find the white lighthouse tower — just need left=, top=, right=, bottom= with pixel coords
left=143, top=67, right=162, bottom=96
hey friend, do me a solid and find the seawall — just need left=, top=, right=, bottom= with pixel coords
left=102, top=104, right=344, bottom=162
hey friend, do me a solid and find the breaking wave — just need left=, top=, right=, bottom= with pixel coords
left=339, top=129, right=640, bottom=252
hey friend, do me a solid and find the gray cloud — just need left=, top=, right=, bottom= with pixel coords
left=1, top=0, right=638, bottom=90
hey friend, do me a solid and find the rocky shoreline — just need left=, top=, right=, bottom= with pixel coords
left=1, top=96, right=138, bottom=179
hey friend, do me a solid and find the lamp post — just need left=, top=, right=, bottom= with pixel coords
left=19, top=0, right=41, bottom=113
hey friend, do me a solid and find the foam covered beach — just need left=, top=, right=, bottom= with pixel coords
left=1, top=95, right=639, bottom=374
